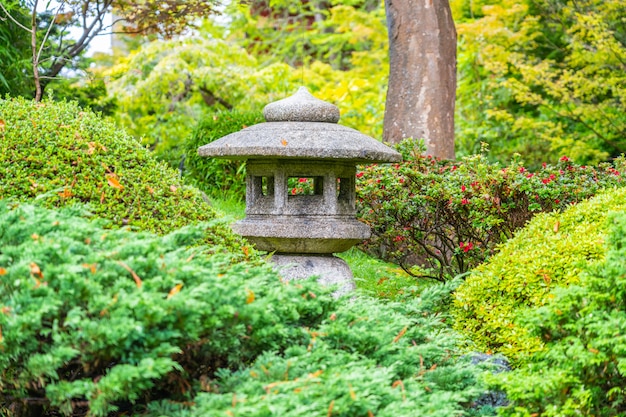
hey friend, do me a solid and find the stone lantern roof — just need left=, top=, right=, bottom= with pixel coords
left=198, top=87, right=402, bottom=164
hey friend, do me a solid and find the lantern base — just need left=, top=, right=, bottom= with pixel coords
left=271, top=254, right=356, bottom=297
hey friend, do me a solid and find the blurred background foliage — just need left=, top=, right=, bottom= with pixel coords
left=2, top=0, right=623, bottom=169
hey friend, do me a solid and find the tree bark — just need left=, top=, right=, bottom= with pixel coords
left=383, top=0, right=457, bottom=159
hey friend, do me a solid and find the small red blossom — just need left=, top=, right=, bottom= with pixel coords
left=542, top=178, right=551, bottom=184
left=399, top=178, right=405, bottom=183
left=526, top=173, right=534, bottom=179
left=461, top=198, right=470, bottom=205
left=461, top=185, right=467, bottom=192
left=519, top=167, right=527, bottom=173
left=298, top=178, right=308, bottom=183
left=291, top=188, right=298, bottom=195
left=393, top=235, right=404, bottom=242
left=559, top=170, right=564, bottom=175
left=356, top=172, right=364, bottom=178
left=560, top=156, right=570, bottom=162
left=549, top=174, right=556, bottom=180
left=470, top=181, right=480, bottom=188
left=451, top=165, right=458, bottom=171
left=459, top=241, right=474, bottom=253
left=555, top=199, right=560, bottom=204
left=542, top=162, right=547, bottom=169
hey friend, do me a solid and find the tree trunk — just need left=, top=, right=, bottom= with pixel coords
left=383, top=0, right=457, bottom=159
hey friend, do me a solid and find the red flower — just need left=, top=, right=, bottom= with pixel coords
left=394, top=235, right=404, bottom=242
left=461, top=185, right=467, bottom=192
left=356, top=172, right=364, bottom=178
left=291, top=188, right=298, bottom=195
left=461, top=198, right=470, bottom=205
left=519, top=167, right=527, bottom=173
left=526, top=173, right=534, bottom=178
left=298, top=178, right=308, bottom=183
left=542, top=162, right=547, bottom=169
left=555, top=199, right=560, bottom=204
left=542, top=178, right=551, bottom=184
left=560, top=156, right=570, bottom=162
left=459, top=242, right=474, bottom=252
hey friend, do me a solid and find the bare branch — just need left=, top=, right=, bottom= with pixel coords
left=37, top=1, right=66, bottom=64
left=0, top=2, right=32, bottom=32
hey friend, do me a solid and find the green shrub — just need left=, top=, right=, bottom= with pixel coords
left=491, top=212, right=626, bottom=416
left=357, top=139, right=625, bottom=281
left=0, top=201, right=334, bottom=416
left=0, top=202, right=493, bottom=417
left=452, top=187, right=626, bottom=362
left=183, top=110, right=264, bottom=201
left=0, top=96, right=250, bottom=256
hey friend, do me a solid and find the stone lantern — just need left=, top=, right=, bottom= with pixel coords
left=198, top=87, right=401, bottom=294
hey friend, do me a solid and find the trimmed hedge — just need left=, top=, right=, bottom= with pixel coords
left=452, top=187, right=626, bottom=362
left=0, top=202, right=493, bottom=417
left=492, top=212, right=626, bottom=416
left=0, top=97, right=250, bottom=257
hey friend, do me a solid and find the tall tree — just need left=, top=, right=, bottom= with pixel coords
left=0, top=0, right=220, bottom=100
left=383, top=0, right=457, bottom=159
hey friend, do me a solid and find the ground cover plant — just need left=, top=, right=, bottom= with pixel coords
left=452, top=187, right=626, bottom=362
left=0, top=201, right=494, bottom=417
left=0, top=96, right=251, bottom=258
left=357, top=139, right=625, bottom=281
left=490, top=211, right=626, bottom=416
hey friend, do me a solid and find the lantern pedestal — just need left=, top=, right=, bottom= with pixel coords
left=271, top=254, right=355, bottom=296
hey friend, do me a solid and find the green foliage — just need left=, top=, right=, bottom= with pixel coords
left=452, top=187, right=626, bottom=362
left=0, top=96, right=250, bottom=256
left=454, top=0, right=626, bottom=167
left=0, top=202, right=333, bottom=416
left=0, top=202, right=492, bottom=416
left=104, top=9, right=389, bottom=167
left=491, top=212, right=626, bottom=416
left=183, top=110, right=264, bottom=201
left=145, top=280, right=491, bottom=417
left=0, top=1, right=33, bottom=97
left=357, top=139, right=625, bottom=281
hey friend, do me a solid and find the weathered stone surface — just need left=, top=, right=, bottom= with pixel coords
left=272, top=254, right=356, bottom=297
left=264, top=86, right=340, bottom=123
left=197, top=122, right=402, bottom=163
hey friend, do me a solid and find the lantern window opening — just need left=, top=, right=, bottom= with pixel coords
left=287, top=176, right=324, bottom=196
left=337, top=177, right=353, bottom=203
left=252, top=175, right=275, bottom=197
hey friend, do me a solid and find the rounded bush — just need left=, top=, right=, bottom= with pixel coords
left=491, top=212, right=626, bottom=416
left=0, top=97, right=250, bottom=256
left=452, top=187, right=626, bottom=361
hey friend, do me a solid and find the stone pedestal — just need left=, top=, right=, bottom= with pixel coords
left=271, top=254, right=356, bottom=297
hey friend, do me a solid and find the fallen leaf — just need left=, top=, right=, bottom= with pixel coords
left=169, top=185, right=177, bottom=193
left=167, top=283, right=183, bottom=299
left=116, top=261, right=142, bottom=288
left=30, top=262, right=44, bottom=279
left=82, top=263, right=97, bottom=274
left=58, top=187, right=73, bottom=199
left=107, top=174, right=124, bottom=190
left=553, top=221, right=560, bottom=233
left=393, top=326, right=408, bottom=343
left=246, top=289, right=255, bottom=304
left=327, top=400, right=334, bottom=417
left=281, top=139, right=288, bottom=146
left=100, top=191, right=105, bottom=204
